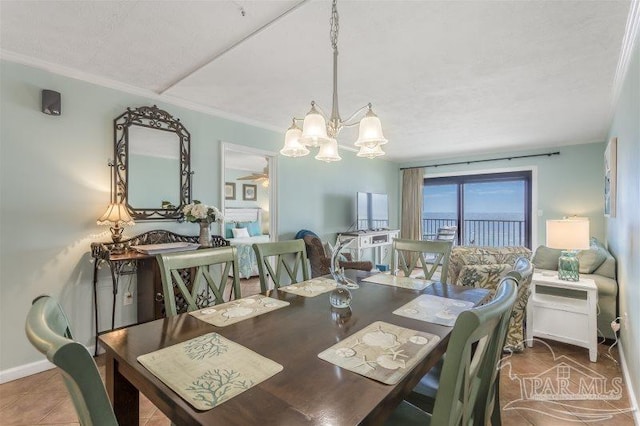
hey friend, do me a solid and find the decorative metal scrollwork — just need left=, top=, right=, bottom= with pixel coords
left=113, top=105, right=191, bottom=220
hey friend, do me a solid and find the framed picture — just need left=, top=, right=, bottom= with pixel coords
left=243, top=184, right=257, bottom=201
left=225, top=182, right=236, bottom=200
left=604, top=137, right=617, bottom=217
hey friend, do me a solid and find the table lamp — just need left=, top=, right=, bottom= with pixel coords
left=97, top=202, right=134, bottom=244
left=546, top=219, right=590, bottom=281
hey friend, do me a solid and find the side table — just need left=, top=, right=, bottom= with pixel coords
left=526, top=272, right=598, bottom=362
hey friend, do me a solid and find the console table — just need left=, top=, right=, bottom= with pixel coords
left=337, top=229, right=399, bottom=266
left=90, top=230, right=228, bottom=355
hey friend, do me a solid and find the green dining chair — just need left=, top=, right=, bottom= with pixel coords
left=387, top=278, right=517, bottom=426
left=390, top=238, right=453, bottom=283
left=252, top=240, right=310, bottom=292
left=25, top=295, right=118, bottom=426
left=156, top=246, right=241, bottom=317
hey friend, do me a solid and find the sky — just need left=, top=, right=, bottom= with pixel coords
left=424, top=181, right=525, bottom=216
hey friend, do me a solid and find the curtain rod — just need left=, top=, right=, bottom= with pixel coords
left=400, top=151, right=560, bottom=170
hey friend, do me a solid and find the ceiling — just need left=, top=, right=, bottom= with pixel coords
left=0, top=1, right=634, bottom=162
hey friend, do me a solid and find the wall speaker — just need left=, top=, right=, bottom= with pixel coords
left=41, top=90, right=61, bottom=115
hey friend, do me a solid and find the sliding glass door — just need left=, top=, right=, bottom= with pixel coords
left=423, top=171, right=532, bottom=248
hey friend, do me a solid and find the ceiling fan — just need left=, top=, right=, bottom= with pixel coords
left=238, top=166, right=269, bottom=187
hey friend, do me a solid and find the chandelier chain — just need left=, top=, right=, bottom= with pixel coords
left=330, top=0, right=339, bottom=50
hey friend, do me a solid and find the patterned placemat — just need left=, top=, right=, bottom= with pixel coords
left=279, top=277, right=337, bottom=297
left=138, top=332, right=282, bottom=411
left=362, top=273, right=433, bottom=290
left=393, top=294, right=474, bottom=326
left=189, top=295, right=289, bottom=327
left=318, top=321, right=440, bottom=385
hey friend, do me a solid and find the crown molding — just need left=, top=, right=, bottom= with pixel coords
left=0, top=49, right=282, bottom=133
left=611, top=0, right=640, bottom=107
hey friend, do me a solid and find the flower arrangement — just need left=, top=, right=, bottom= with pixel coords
left=182, top=200, right=224, bottom=224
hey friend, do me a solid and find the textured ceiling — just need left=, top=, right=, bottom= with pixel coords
left=0, top=0, right=632, bottom=162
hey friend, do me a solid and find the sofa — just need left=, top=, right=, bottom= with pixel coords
left=447, top=245, right=533, bottom=352
left=532, top=237, right=618, bottom=339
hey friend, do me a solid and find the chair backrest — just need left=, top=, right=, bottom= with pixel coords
left=506, top=256, right=535, bottom=313
left=474, top=276, right=519, bottom=425
left=252, top=240, right=310, bottom=292
left=391, top=238, right=453, bottom=283
left=436, top=226, right=457, bottom=242
left=302, top=234, right=329, bottom=278
left=25, top=296, right=118, bottom=426
left=430, top=279, right=517, bottom=426
left=156, top=247, right=241, bottom=317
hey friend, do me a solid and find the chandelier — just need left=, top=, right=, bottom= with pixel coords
left=280, top=0, right=387, bottom=162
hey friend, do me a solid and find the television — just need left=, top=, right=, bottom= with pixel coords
left=357, top=192, right=389, bottom=231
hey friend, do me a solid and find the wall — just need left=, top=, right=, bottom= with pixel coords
left=0, top=60, right=399, bottom=377
left=400, top=143, right=606, bottom=248
left=606, top=32, right=639, bottom=412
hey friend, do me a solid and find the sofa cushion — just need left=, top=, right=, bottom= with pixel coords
left=591, top=238, right=616, bottom=280
left=532, top=246, right=562, bottom=270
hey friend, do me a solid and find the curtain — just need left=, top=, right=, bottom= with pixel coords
left=401, top=168, right=424, bottom=240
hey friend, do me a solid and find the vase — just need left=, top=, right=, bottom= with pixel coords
left=198, top=222, right=212, bottom=247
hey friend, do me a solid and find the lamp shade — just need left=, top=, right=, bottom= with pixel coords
left=546, top=219, right=590, bottom=250
left=97, top=203, right=134, bottom=226
left=315, top=138, right=341, bottom=162
left=280, top=123, right=309, bottom=157
left=356, top=143, right=385, bottom=159
left=354, top=109, right=387, bottom=149
left=300, top=104, right=329, bottom=147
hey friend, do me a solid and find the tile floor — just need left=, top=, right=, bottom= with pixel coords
left=2, top=278, right=635, bottom=425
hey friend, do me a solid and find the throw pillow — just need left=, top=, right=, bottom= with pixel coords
left=577, top=245, right=607, bottom=274
left=532, top=246, right=563, bottom=270
left=232, top=227, right=250, bottom=238
left=238, top=221, right=262, bottom=237
left=224, top=222, right=236, bottom=239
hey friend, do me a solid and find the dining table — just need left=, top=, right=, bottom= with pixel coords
left=99, top=270, right=489, bottom=425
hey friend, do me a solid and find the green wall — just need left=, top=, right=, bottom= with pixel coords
left=606, top=33, right=639, bottom=413
left=400, top=143, right=606, bottom=248
left=0, top=60, right=399, bottom=375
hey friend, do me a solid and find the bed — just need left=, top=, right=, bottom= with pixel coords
left=224, top=207, right=270, bottom=279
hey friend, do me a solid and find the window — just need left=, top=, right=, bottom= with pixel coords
left=423, top=171, right=532, bottom=248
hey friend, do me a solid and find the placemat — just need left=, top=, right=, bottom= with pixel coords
left=138, top=332, right=282, bottom=410
left=317, top=321, right=440, bottom=385
left=189, top=295, right=289, bottom=327
left=279, top=277, right=337, bottom=297
left=362, top=273, right=433, bottom=290
left=393, top=294, right=474, bottom=326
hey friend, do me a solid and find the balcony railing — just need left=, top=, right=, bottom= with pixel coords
left=422, top=218, right=526, bottom=247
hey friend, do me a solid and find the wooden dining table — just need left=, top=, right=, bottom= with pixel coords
left=99, top=271, right=489, bottom=425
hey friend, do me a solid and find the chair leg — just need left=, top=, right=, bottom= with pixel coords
left=491, top=374, right=502, bottom=426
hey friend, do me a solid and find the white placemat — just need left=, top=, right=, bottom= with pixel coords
left=189, top=295, right=289, bottom=327
left=318, top=321, right=440, bottom=385
left=138, top=332, right=282, bottom=410
left=279, top=277, right=337, bottom=297
left=362, top=273, right=433, bottom=290
left=393, top=294, right=474, bottom=326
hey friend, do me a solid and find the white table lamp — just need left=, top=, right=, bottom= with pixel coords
left=546, top=219, right=590, bottom=281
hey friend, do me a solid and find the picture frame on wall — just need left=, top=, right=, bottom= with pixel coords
left=243, top=184, right=257, bottom=201
left=604, top=137, right=617, bottom=217
left=225, top=182, right=236, bottom=200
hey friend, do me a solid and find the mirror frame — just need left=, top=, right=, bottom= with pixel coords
left=114, top=105, right=191, bottom=220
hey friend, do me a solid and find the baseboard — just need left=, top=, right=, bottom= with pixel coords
left=618, top=341, right=640, bottom=425
left=0, top=344, right=97, bottom=384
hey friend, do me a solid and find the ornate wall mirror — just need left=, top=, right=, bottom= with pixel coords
left=114, top=105, right=191, bottom=220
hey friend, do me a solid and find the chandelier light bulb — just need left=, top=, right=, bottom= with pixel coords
left=280, top=121, right=310, bottom=157
left=354, top=108, right=388, bottom=149
left=315, top=138, right=342, bottom=162
left=356, top=143, right=385, bottom=159
left=300, top=103, right=330, bottom=147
